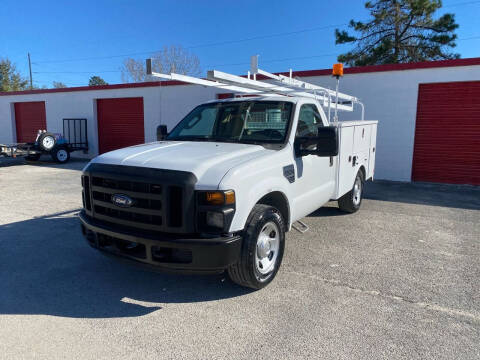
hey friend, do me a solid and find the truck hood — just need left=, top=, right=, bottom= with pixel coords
left=90, top=141, right=272, bottom=188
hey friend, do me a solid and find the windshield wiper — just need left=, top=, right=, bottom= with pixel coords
left=167, top=136, right=214, bottom=142
left=213, top=138, right=265, bottom=145
left=168, top=136, right=272, bottom=145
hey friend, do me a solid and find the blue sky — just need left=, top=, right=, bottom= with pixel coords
left=1, top=0, right=479, bottom=88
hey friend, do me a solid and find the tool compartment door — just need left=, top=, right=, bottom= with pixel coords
left=353, top=123, right=372, bottom=176
left=335, top=121, right=378, bottom=199
left=335, top=124, right=356, bottom=199
left=368, top=124, right=377, bottom=179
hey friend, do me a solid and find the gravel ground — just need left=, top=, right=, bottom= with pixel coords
left=0, top=157, right=479, bottom=360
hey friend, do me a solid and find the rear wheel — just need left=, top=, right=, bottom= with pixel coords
left=51, top=146, right=70, bottom=163
left=338, top=171, right=364, bottom=213
left=228, top=204, right=285, bottom=289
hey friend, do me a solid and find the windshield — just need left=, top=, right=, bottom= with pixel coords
left=166, top=101, right=293, bottom=144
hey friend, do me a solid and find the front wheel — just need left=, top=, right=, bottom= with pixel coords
left=227, top=204, right=285, bottom=290
left=338, top=171, right=364, bottom=213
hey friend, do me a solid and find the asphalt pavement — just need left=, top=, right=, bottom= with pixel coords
left=0, top=157, right=479, bottom=359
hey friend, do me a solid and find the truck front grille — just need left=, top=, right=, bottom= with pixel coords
left=82, top=164, right=197, bottom=233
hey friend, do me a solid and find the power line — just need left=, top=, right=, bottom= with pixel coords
left=32, top=23, right=346, bottom=64
left=31, top=52, right=340, bottom=75
left=443, top=0, right=480, bottom=7
left=33, top=70, right=119, bottom=74
left=206, top=53, right=338, bottom=68
left=459, top=35, right=480, bottom=40
left=30, top=31, right=480, bottom=77
left=28, top=0, right=480, bottom=69
left=33, top=51, right=153, bottom=64
left=186, top=24, right=346, bottom=50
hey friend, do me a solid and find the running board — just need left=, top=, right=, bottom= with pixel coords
left=292, top=220, right=309, bottom=234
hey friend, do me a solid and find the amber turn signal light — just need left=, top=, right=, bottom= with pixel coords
left=206, top=191, right=224, bottom=205
left=205, top=190, right=235, bottom=205
left=224, top=190, right=235, bottom=205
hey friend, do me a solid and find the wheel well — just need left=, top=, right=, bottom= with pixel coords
left=257, top=191, right=290, bottom=231
left=359, top=165, right=366, bottom=181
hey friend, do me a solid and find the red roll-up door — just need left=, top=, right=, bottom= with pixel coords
left=97, top=97, right=145, bottom=154
left=14, top=101, right=47, bottom=143
left=412, top=81, right=480, bottom=185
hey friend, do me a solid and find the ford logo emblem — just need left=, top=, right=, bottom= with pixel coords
left=111, top=194, right=134, bottom=208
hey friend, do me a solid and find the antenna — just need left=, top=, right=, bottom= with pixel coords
left=146, top=58, right=152, bottom=75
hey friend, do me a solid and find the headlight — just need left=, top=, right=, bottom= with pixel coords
left=196, top=190, right=236, bottom=233
left=206, top=211, right=224, bottom=228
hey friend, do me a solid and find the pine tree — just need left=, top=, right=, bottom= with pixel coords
left=88, top=76, right=108, bottom=86
left=335, top=0, right=459, bottom=66
left=0, top=58, right=29, bottom=91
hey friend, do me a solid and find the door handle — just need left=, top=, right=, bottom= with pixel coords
left=352, top=156, right=358, bottom=166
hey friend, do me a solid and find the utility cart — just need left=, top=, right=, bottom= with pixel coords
left=0, top=118, right=88, bottom=164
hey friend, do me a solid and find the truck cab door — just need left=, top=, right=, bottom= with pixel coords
left=292, top=103, right=336, bottom=219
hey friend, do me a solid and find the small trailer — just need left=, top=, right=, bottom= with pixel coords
left=0, top=118, right=88, bottom=164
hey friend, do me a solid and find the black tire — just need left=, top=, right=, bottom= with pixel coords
left=227, top=204, right=285, bottom=290
left=37, top=132, right=57, bottom=151
left=51, top=146, right=70, bottom=163
left=25, top=153, right=41, bottom=161
left=338, top=170, right=364, bottom=213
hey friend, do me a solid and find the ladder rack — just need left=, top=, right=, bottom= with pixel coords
left=146, top=56, right=365, bottom=121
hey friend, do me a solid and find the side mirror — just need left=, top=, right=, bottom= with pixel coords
left=156, top=125, right=168, bottom=141
left=295, top=126, right=338, bottom=157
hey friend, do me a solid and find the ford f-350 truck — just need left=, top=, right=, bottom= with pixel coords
left=80, top=64, right=378, bottom=289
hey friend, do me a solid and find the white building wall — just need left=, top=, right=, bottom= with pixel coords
left=0, top=87, right=159, bottom=157
left=1, top=64, right=480, bottom=181
left=158, top=84, right=219, bottom=135
left=0, top=84, right=218, bottom=158
left=298, top=65, right=480, bottom=181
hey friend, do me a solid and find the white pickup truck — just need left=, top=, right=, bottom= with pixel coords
left=80, top=64, right=378, bottom=289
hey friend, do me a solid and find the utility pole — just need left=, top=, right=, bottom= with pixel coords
left=27, top=53, right=33, bottom=90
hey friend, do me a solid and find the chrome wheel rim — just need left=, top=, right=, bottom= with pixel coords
left=353, top=177, right=362, bottom=206
left=57, top=149, right=68, bottom=162
left=255, top=221, right=280, bottom=275
left=42, top=136, right=55, bottom=150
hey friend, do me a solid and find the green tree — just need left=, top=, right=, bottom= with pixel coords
left=335, top=0, right=459, bottom=66
left=88, top=76, right=108, bottom=86
left=52, top=81, right=67, bottom=88
left=0, top=58, right=29, bottom=91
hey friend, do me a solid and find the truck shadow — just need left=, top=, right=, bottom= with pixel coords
left=364, top=180, right=480, bottom=210
left=307, top=205, right=349, bottom=217
left=0, top=210, right=251, bottom=319
left=308, top=179, right=480, bottom=217
left=0, top=157, right=89, bottom=171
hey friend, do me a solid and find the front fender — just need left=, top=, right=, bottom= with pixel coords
left=219, top=161, right=293, bottom=232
